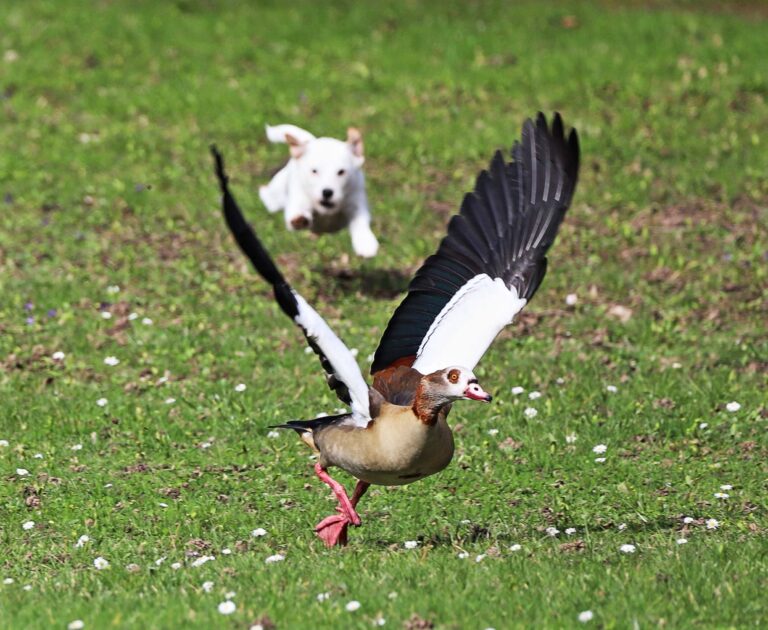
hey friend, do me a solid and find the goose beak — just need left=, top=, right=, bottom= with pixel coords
left=464, top=382, right=492, bottom=402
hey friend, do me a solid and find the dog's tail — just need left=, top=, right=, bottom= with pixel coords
left=265, top=124, right=316, bottom=145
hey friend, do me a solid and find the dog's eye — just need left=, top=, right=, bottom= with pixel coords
left=311, top=169, right=318, bottom=175
left=337, top=169, right=346, bottom=176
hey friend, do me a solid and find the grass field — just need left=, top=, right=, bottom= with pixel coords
left=1, top=0, right=767, bottom=627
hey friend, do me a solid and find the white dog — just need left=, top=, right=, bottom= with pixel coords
left=258, top=124, right=379, bottom=258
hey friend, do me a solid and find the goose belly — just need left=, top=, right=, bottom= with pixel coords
left=317, top=413, right=455, bottom=486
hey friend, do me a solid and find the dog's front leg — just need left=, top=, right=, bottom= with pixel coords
left=284, top=188, right=313, bottom=231
left=348, top=212, right=379, bottom=258
left=259, top=164, right=290, bottom=213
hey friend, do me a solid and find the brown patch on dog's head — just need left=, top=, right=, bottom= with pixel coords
left=347, top=127, right=365, bottom=166
left=285, top=133, right=306, bottom=159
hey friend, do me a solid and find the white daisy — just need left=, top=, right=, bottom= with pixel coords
left=235, top=383, right=246, bottom=392
left=141, top=317, right=153, bottom=326
left=605, top=385, right=617, bottom=393
left=725, top=401, right=740, bottom=412
left=617, top=523, right=627, bottom=531
left=457, top=552, right=469, bottom=559
left=0, top=440, right=8, bottom=447
left=96, top=398, right=108, bottom=407
left=676, top=538, right=688, bottom=545
left=93, top=557, right=110, bottom=570
left=509, top=544, right=522, bottom=552
left=100, top=311, right=112, bottom=320
left=316, top=592, right=330, bottom=602
left=565, top=433, right=577, bottom=444
left=545, top=527, right=559, bottom=537
left=528, top=391, right=542, bottom=400
left=565, top=293, right=578, bottom=306
left=106, top=285, right=120, bottom=294
left=103, top=356, right=120, bottom=366
left=714, top=492, right=729, bottom=499
left=52, top=351, right=66, bottom=361
left=170, top=562, right=182, bottom=570
left=523, top=407, right=538, bottom=419
left=75, top=535, right=90, bottom=548
left=33, top=453, right=43, bottom=459
left=706, top=518, right=719, bottom=530
left=594, top=457, right=606, bottom=463
left=154, top=557, right=166, bottom=566
left=22, top=521, right=35, bottom=530
left=345, top=600, right=361, bottom=612
left=511, top=386, right=524, bottom=395
left=592, top=444, right=607, bottom=454
left=16, top=469, right=30, bottom=477
left=202, top=581, right=214, bottom=593
left=191, top=555, right=214, bottom=568
left=487, top=429, right=499, bottom=437
left=720, top=484, right=732, bottom=491
left=128, top=312, right=139, bottom=321
left=23, top=584, right=32, bottom=591
left=71, top=443, right=83, bottom=450
left=698, top=422, right=708, bottom=429
left=221, top=548, right=232, bottom=555
left=67, top=621, right=85, bottom=630
left=164, top=398, right=175, bottom=405
left=267, top=431, right=280, bottom=439
left=683, top=517, right=694, bottom=524
left=475, top=554, right=486, bottom=563
left=265, top=554, right=285, bottom=564
left=565, top=527, right=576, bottom=535
left=578, top=610, right=594, bottom=623
left=404, top=540, right=419, bottom=549
left=217, top=601, right=236, bottom=615
left=619, top=544, right=636, bottom=554
left=251, top=528, right=267, bottom=537
left=3, top=578, right=14, bottom=584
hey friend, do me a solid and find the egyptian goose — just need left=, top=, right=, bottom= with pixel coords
left=211, top=113, right=579, bottom=547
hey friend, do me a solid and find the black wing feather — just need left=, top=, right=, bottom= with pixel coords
left=371, top=113, right=579, bottom=374
left=212, top=146, right=353, bottom=406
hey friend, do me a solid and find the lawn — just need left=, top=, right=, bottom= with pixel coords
left=1, top=0, right=766, bottom=628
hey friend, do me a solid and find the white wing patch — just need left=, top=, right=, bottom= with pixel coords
left=412, top=275, right=527, bottom=375
left=293, top=294, right=371, bottom=427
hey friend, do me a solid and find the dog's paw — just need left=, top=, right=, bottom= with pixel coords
left=259, top=185, right=282, bottom=213
left=289, top=215, right=311, bottom=230
left=352, top=231, right=379, bottom=258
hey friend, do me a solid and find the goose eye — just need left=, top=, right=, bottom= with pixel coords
left=337, top=169, right=346, bottom=176
left=448, top=369, right=460, bottom=383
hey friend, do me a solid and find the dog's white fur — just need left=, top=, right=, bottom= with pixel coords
left=259, top=124, right=379, bottom=258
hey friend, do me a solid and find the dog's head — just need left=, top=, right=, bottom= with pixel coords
left=286, top=128, right=365, bottom=215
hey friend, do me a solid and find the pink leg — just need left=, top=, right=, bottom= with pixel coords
left=314, top=470, right=370, bottom=548
left=314, top=463, right=361, bottom=524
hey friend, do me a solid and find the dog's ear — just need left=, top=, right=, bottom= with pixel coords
left=347, top=127, right=365, bottom=167
left=285, top=133, right=306, bottom=159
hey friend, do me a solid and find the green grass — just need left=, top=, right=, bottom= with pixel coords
left=1, top=0, right=766, bottom=627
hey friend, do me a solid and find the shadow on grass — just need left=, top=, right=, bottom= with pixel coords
left=318, top=266, right=411, bottom=299
left=362, top=518, right=685, bottom=549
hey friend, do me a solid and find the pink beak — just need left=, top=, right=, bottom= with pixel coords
left=464, top=382, right=492, bottom=402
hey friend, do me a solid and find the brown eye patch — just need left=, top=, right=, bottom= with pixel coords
left=448, top=369, right=460, bottom=383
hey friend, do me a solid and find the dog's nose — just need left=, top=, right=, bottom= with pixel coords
left=322, top=188, right=334, bottom=200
